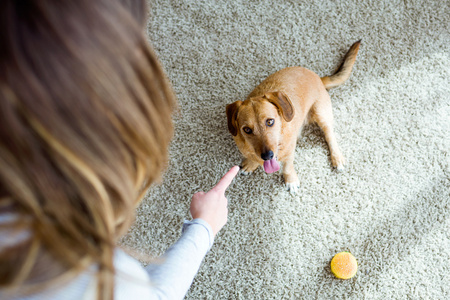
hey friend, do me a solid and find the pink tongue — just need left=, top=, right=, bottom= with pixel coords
left=263, top=159, right=280, bottom=173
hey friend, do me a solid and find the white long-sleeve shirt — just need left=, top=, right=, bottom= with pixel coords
left=2, top=219, right=214, bottom=300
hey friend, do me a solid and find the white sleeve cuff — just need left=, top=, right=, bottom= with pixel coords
left=182, top=218, right=215, bottom=250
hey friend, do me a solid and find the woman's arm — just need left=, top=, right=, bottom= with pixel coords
left=145, top=219, right=214, bottom=299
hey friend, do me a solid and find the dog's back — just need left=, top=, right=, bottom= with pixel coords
left=247, top=66, right=323, bottom=127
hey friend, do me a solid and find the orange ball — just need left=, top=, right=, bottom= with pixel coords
left=330, top=252, right=358, bottom=279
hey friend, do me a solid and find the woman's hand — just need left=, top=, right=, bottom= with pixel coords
left=190, top=166, right=240, bottom=236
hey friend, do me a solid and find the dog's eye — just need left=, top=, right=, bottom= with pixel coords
left=243, top=127, right=253, bottom=134
left=266, top=119, right=275, bottom=127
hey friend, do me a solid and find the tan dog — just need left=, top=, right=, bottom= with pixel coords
left=226, top=41, right=360, bottom=193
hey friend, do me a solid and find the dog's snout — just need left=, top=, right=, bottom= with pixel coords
left=261, top=151, right=274, bottom=161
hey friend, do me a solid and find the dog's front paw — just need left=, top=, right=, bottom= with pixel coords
left=331, top=154, right=346, bottom=172
left=240, top=169, right=253, bottom=176
left=241, top=159, right=259, bottom=175
left=285, top=181, right=300, bottom=194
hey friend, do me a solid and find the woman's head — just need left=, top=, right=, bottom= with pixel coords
left=0, top=0, right=175, bottom=298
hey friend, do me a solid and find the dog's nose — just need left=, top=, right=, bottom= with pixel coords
left=261, top=151, right=274, bottom=161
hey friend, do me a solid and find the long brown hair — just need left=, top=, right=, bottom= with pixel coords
left=0, top=0, right=176, bottom=298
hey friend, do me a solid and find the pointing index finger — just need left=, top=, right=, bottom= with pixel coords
left=213, top=166, right=240, bottom=193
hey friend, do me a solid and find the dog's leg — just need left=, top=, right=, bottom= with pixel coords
left=310, top=95, right=345, bottom=170
left=282, top=144, right=300, bottom=193
left=241, top=158, right=260, bottom=175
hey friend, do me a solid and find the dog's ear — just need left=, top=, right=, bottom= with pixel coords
left=226, top=101, right=242, bottom=136
left=264, top=92, right=294, bottom=122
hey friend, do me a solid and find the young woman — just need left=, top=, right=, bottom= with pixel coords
left=0, top=0, right=238, bottom=299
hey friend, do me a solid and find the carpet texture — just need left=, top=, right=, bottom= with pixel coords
left=120, top=0, right=450, bottom=298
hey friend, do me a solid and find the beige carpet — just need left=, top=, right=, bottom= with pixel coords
left=120, top=0, right=450, bottom=298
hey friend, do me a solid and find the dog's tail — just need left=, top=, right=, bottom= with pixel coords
left=321, top=40, right=361, bottom=90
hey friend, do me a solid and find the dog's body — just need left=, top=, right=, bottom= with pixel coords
left=226, top=41, right=360, bottom=193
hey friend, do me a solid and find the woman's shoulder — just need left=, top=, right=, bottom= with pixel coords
left=0, top=249, right=153, bottom=300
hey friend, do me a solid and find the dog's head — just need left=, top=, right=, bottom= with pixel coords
left=226, top=91, right=294, bottom=173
